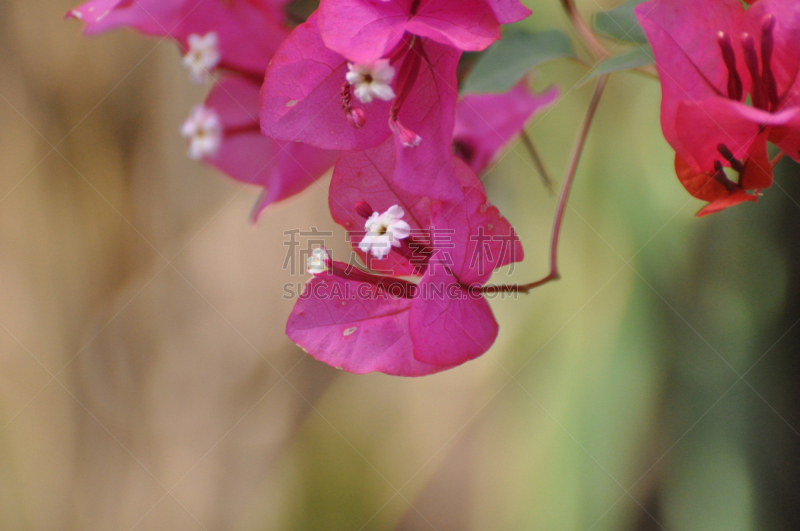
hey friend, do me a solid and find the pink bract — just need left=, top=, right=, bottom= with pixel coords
left=201, top=76, right=337, bottom=221
left=317, top=0, right=501, bottom=64
left=287, top=272, right=459, bottom=376
left=428, top=177, right=524, bottom=286
left=68, top=0, right=290, bottom=75
left=484, top=0, right=532, bottom=24
left=287, top=155, right=522, bottom=376
left=329, top=139, right=523, bottom=280
left=329, top=140, right=434, bottom=277
left=408, top=260, right=499, bottom=367
left=454, top=80, right=559, bottom=175
left=259, top=14, right=395, bottom=151
left=390, top=39, right=462, bottom=202
left=260, top=14, right=463, bottom=201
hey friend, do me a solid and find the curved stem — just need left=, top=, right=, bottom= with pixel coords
left=520, top=130, right=555, bottom=194
left=560, top=0, right=659, bottom=80
left=561, top=0, right=609, bottom=60
left=772, top=152, right=786, bottom=168
left=482, top=74, right=610, bottom=295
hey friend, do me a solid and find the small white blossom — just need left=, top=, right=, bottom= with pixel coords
left=346, top=60, right=396, bottom=104
left=307, top=247, right=331, bottom=275
left=359, top=205, right=411, bottom=259
left=181, top=105, right=223, bottom=160
left=182, top=32, right=221, bottom=84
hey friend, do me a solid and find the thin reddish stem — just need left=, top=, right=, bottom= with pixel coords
left=224, top=122, right=261, bottom=137
left=560, top=0, right=657, bottom=79
left=520, top=130, right=555, bottom=194
left=560, top=0, right=609, bottom=59
left=481, top=75, right=610, bottom=295
left=772, top=152, right=786, bottom=168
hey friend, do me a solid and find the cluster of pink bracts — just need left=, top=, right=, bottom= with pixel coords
left=68, top=0, right=557, bottom=376
left=70, top=0, right=800, bottom=376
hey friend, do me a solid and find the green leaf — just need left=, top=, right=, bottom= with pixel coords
left=582, top=45, right=654, bottom=83
left=461, top=29, right=576, bottom=95
left=592, top=0, right=649, bottom=45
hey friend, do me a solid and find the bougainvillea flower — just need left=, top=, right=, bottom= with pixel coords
left=260, top=13, right=463, bottom=201
left=330, top=140, right=437, bottom=276
left=637, top=0, right=800, bottom=215
left=182, top=31, right=221, bottom=84
left=359, top=205, right=412, bottom=259
left=68, top=0, right=290, bottom=77
left=317, top=0, right=503, bottom=64
left=286, top=146, right=523, bottom=376
left=329, top=140, right=520, bottom=280
left=307, top=247, right=332, bottom=275
left=454, top=80, right=559, bottom=175
left=181, top=104, right=223, bottom=159
left=260, top=15, right=394, bottom=150
left=346, top=60, right=398, bottom=103
left=183, top=75, right=337, bottom=220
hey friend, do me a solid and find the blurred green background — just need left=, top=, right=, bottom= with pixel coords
left=1, top=0, right=799, bottom=529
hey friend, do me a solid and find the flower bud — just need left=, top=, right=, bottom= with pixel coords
left=346, top=107, right=367, bottom=129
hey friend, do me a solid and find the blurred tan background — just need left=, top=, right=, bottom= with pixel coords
left=2, top=1, right=800, bottom=530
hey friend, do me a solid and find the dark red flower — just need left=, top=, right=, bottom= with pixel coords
left=637, top=0, right=800, bottom=216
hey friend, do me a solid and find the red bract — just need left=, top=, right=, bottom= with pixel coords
left=637, top=0, right=800, bottom=216
left=260, top=13, right=463, bottom=201
left=454, top=80, right=559, bottom=175
left=68, top=0, right=290, bottom=77
left=287, top=150, right=523, bottom=376
left=184, top=76, right=337, bottom=221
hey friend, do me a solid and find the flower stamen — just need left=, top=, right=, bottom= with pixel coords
left=341, top=82, right=367, bottom=129
left=388, top=44, right=423, bottom=148
left=713, top=161, right=740, bottom=192
left=741, top=33, right=766, bottom=110
left=717, top=143, right=745, bottom=173
left=717, top=31, right=743, bottom=101
left=761, top=15, right=779, bottom=110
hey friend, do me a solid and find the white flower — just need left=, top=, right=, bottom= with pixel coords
left=346, top=60, right=396, bottom=104
left=181, top=105, right=223, bottom=160
left=359, top=205, right=411, bottom=259
left=307, top=247, right=331, bottom=275
left=182, top=32, right=221, bottom=84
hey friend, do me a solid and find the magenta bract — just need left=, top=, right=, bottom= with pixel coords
left=288, top=155, right=522, bottom=376
left=317, top=0, right=501, bottom=64
left=68, top=0, right=289, bottom=76
left=260, top=14, right=463, bottom=201
left=484, top=0, right=532, bottom=24
left=259, top=14, right=395, bottom=151
left=454, top=80, right=559, bottom=175
left=197, top=76, right=337, bottom=221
